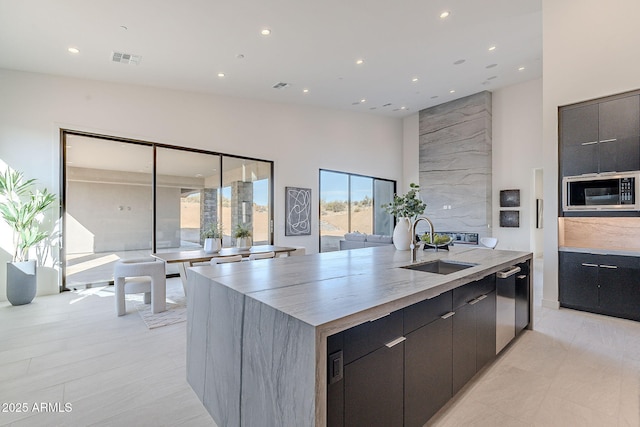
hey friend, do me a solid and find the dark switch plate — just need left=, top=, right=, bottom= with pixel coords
left=328, top=350, right=343, bottom=384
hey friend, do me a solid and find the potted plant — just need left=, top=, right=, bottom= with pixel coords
left=0, top=169, right=55, bottom=305
left=233, top=224, right=252, bottom=250
left=202, top=222, right=223, bottom=254
left=383, top=183, right=427, bottom=251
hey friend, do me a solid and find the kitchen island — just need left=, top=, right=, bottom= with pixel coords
left=186, top=245, right=533, bottom=427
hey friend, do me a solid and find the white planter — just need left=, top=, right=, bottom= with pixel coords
left=392, top=217, right=413, bottom=251
left=236, top=237, right=252, bottom=250
left=204, top=238, right=222, bottom=254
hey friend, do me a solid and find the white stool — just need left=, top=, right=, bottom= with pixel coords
left=114, top=257, right=166, bottom=316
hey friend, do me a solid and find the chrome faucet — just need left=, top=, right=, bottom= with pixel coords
left=410, top=216, right=435, bottom=262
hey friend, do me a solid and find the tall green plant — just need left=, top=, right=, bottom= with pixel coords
left=0, top=169, right=55, bottom=262
left=383, top=183, right=427, bottom=220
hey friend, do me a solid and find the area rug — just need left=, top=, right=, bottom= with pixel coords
left=136, top=296, right=186, bottom=329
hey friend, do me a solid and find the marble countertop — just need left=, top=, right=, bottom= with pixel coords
left=559, top=246, right=640, bottom=257
left=190, top=245, right=532, bottom=334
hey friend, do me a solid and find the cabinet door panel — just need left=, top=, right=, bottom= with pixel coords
left=405, top=317, right=453, bottom=427
left=475, top=290, right=496, bottom=371
left=598, top=255, right=640, bottom=321
left=344, top=344, right=404, bottom=427
left=560, top=104, right=599, bottom=176
left=559, top=252, right=599, bottom=309
left=599, top=95, right=640, bottom=172
left=452, top=303, right=476, bottom=394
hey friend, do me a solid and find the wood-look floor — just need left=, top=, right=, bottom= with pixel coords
left=1, top=259, right=639, bottom=426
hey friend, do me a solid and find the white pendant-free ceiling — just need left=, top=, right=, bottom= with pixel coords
left=0, top=0, right=541, bottom=117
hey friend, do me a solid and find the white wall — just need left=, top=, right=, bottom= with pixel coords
left=492, top=78, right=543, bottom=251
left=402, top=80, right=543, bottom=250
left=0, top=69, right=403, bottom=298
left=542, top=0, right=640, bottom=308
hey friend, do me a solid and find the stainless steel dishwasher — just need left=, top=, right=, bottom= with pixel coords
left=496, top=265, right=521, bottom=354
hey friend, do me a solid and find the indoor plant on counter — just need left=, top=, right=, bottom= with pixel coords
left=383, top=183, right=427, bottom=250
left=202, top=222, right=223, bottom=254
left=233, top=223, right=252, bottom=250
left=0, top=168, right=55, bottom=305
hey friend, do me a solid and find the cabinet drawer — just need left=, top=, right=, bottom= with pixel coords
left=404, top=291, right=452, bottom=335
left=599, top=254, right=640, bottom=270
left=452, top=274, right=496, bottom=309
left=343, top=310, right=403, bottom=364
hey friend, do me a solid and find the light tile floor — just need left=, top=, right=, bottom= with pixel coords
left=0, top=258, right=638, bottom=426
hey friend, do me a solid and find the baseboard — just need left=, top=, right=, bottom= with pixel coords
left=541, top=299, right=560, bottom=309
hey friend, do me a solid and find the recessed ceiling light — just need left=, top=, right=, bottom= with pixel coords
left=236, top=54, right=245, bottom=59
left=261, top=28, right=271, bottom=36
left=217, top=72, right=225, bottom=78
left=486, top=63, right=498, bottom=69
left=356, top=59, right=364, bottom=65
left=440, top=11, right=450, bottom=19
left=303, top=88, right=309, bottom=93
left=488, top=46, right=496, bottom=51
left=67, top=47, right=80, bottom=54
left=449, top=90, right=456, bottom=94
left=431, top=96, right=439, bottom=99
left=360, top=98, right=366, bottom=103
left=454, top=59, right=466, bottom=65
left=400, top=106, right=407, bottom=110
left=412, top=77, right=419, bottom=82
left=119, top=25, right=128, bottom=31
left=518, top=66, right=525, bottom=71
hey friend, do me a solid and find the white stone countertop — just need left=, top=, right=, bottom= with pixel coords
left=190, top=245, right=532, bottom=335
left=558, top=246, right=640, bottom=257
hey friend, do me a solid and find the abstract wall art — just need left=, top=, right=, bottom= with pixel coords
left=285, top=187, right=311, bottom=236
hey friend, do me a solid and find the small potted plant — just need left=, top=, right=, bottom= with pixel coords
left=233, top=224, right=252, bottom=250
left=202, top=222, right=223, bottom=253
left=0, top=168, right=56, bottom=305
left=383, top=183, right=427, bottom=251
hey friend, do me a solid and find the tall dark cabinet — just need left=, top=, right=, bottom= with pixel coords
left=559, top=93, right=640, bottom=178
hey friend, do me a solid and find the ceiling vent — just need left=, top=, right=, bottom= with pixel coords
left=272, top=82, right=290, bottom=89
left=112, top=51, right=142, bottom=65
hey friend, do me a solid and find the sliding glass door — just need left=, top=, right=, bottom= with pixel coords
left=62, top=132, right=273, bottom=288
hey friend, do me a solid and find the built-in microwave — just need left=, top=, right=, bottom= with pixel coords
left=562, top=171, right=640, bottom=211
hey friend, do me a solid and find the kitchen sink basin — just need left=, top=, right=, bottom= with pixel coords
left=401, top=259, right=477, bottom=275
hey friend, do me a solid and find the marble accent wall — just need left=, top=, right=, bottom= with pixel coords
left=418, top=91, right=492, bottom=238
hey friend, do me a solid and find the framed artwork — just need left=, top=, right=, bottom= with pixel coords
left=500, top=189, right=520, bottom=207
left=285, top=187, right=311, bottom=236
left=500, top=210, right=520, bottom=228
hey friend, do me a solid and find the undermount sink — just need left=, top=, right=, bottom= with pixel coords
left=401, top=259, right=477, bottom=275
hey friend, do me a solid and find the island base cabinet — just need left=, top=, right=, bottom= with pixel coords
left=452, top=303, right=476, bottom=394
left=404, top=317, right=453, bottom=427
left=344, top=344, right=404, bottom=427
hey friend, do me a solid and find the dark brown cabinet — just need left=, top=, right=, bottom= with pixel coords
left=404, top=292, right=453, bottom=427
left=327, top=274, right=501, bottom=427
left=559, top=251, right=640, bottom=321
left=452, top=275, right=496, bottom=394
left=560, top=94, right=640, bottom=177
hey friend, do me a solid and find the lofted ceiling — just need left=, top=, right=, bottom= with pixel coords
left=0, top=0, right=541, bottom=117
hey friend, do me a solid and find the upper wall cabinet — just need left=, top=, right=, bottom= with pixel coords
left=560, top=93, right=640, bottom=176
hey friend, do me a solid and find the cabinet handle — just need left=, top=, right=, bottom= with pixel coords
left=476, top=294, right=488, bottom=302
left=580, top=141, right=598, bottom=146
left=599, top=264, right=618, bottom=269
left=599, top=138, right=617, bottom=143
left=469, top=297, right=480, bottom=305
left=368, top=313, right=391, bottom=322
left=517, top=275, right=527, bottom=279
left=440, top=311, right=455, bottom=319
left=385, top=336, right=406, bottom=348
left=581, top=263, right=599, bottom=267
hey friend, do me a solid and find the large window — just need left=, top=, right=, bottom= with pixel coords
left=319, top=170, right=395, bottom=252
left=63, top=132, right=273, bottom=288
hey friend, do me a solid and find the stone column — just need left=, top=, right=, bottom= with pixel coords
left=231, top=181, right=253, bottom=244
left=200, top=188, right=218, bottom=244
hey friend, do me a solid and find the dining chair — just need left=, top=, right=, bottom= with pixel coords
left=210, top=255, right=243, bottom=265
left=113, top=257, right=166, bottom=316
left=248, top=251, right=275, bottom=260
